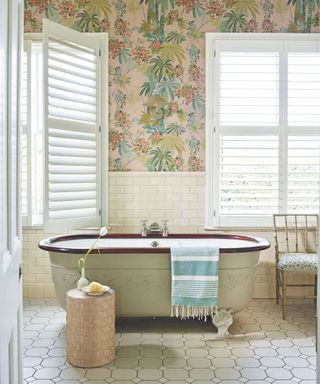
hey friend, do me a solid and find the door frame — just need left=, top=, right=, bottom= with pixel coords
left=0, top=0, right=23, bottom=382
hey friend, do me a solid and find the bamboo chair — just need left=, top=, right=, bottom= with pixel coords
left=273, top=214, right=318, bottom=320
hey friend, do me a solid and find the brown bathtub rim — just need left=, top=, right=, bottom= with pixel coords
left=38, top=233, right=270, bottom=254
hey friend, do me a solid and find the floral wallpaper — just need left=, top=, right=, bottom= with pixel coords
left=24, top=0, right=319, bottom=171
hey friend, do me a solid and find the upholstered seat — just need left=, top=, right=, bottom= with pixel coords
left=278, top=253, right=318, bottom=272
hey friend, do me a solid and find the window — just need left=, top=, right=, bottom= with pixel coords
left=22, top=20, right=108, bottom=230
left=22, top=40, right=44, bottom=226
left=206, top=34, right=320, bottom=228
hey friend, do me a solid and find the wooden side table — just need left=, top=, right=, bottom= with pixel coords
left=66, top=288, right=115, bottom=368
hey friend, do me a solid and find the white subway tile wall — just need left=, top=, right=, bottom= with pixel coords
left=109, top=172, right=204, bottom=230
left=22, top=172, right=314, bottom=299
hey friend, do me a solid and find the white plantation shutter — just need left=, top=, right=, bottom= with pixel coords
left=206, top=34, right=320, bottom=228
left=43, top=19, right=107, bottom=231
left=288, top=52, right=320, bottom=127
left=286, top=45, right=320, bottom=215
left=213, top=41, right=281, bottom=227
left=219, top=136, right=279, bottom=217
left=218, top=52, right=279, bottom=127
left=288, top=136, right=320, bottom=213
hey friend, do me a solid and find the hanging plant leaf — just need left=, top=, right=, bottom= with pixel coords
left=234, top=0, right=259, bottom=18
left=159, top=134, right=185, bottom=154
left=119, top=48, right=131, bottom=64
left=75, top=10, right=100, bottom=32
left=192, top=2, right=205, bottom=17
left=119, top=139, right=131, bottom=155
left=113, top=158, right=122, bottom=171
left=86, top=0, right=112, bottom=18
left=192, top=94, right=205, bottom=111
left=159, top=44, right=186, bottom=64
left=150, top=56, right=173, bottom=81
left=165, top=123, right=186, bottom=136
left=177, top=18, right=188, bottom=30
left=150, top=147, right=174, bottom=171
left=140, top=77, right=156, bottom=96
left=45, top=3, right=58, bottom=21
left=144, top=125, right=162, bottom=134
left=224, top=11, right=247, bottom=32
left=139, top=20, right=153, bottom=35
left=158, top=79, right=179, bottom=101
left=165, top=31, right=186, bottom=44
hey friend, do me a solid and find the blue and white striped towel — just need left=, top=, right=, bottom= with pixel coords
left=171, top=246, right=219, bottom=319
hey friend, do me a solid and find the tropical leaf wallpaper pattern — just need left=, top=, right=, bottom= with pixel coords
left=24, top=0, right=319, bottom=171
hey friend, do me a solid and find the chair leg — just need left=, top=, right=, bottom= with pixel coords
left=275, top=268, right=280, bottom=304
left=281, top=271, right=287, bottom=320
left=314, top=274, right=317, bottom=305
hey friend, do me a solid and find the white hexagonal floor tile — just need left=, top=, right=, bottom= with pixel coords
left=260, top=357, right=284, bottom=368
left=291, top=367, right=316, bottom=380
left=33, top=368, right=60, bottom=380
left=215, top=368, right=240, bottom=380
left=137, top=368, right=163, bottom=380
left=241, top=368, right=267, bottom=380
left=163, top=368, right=188, bottom=380
left=163, top=357, right=187, bottom=368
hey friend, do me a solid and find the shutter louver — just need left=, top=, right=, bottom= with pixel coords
left=288, top=136, right=320, bottom=213
left=288, top=53, right=320, bottom=127
left=219, top=52, right=279, bottom=127
left=43, top=19, right=102, bottom=231
left=219, top=136, right=279, bottom=216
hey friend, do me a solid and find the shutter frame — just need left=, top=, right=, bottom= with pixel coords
left=205, top=33, right=320, bottom=229
left=217, top=48, right=280, bottom=226
left=43, top=19, right=107, bottom=232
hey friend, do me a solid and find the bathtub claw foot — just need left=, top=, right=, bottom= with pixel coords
left=211, top=308, right=233, bottom=339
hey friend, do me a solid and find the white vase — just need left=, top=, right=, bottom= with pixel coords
left=77, top=267, right=89, bottom=290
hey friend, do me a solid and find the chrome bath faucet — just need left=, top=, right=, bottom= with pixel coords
left=140, top=220, right=169, bottom=237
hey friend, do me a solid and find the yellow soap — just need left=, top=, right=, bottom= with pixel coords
left=88, top=281, right=103, bottom=292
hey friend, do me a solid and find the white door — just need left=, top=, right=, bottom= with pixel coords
left=0, top=0, right=23, bottom=382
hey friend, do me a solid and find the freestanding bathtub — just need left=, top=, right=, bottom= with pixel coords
left=39, top=233, right=269, bottom=334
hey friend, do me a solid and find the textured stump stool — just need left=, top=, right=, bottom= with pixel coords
left=66, top=288, right=115, bottom=368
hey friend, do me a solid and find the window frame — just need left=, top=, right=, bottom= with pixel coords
left=22, top=31, right=108, bottom=229
left=205, top=33, right=320, bottom=229
left=22, top=35, right=42, bottom=228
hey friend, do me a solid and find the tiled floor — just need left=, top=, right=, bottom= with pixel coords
left=23, top=298, right=316, bottom=384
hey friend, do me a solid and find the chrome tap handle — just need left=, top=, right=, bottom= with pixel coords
left=141, top=220, right=148, bottom=237
left=162, top=219, right=169, bottom=237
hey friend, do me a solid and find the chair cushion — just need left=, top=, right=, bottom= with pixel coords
left=277, top=252, right=318, bottom=272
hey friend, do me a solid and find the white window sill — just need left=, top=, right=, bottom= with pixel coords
left=203, top=226, right=274, bottom=232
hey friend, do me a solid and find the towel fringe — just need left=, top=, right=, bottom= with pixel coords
left=171, top=305, right=218, bottom=321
